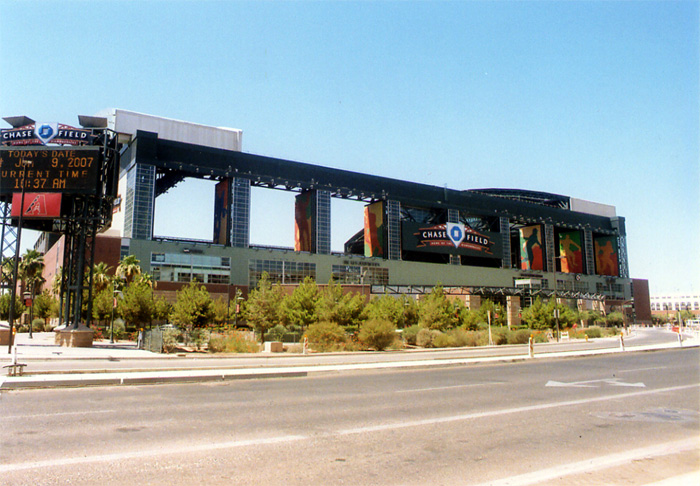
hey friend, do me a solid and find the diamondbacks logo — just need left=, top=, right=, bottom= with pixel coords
left=11, top=192, right=62, bottom=218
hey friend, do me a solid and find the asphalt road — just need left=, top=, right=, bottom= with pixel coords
left=1, top=347, right=698, bottom=485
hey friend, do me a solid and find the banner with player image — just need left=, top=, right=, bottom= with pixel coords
left=519, top=225, right=544, bottom=271
left=364, top=201, right=385, bottom=257
left=558, top=230, right=583, bottom=274
left=594, top=235, right=619, bottom=276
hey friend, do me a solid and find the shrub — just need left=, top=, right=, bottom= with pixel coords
left=507, top=329, right=531, bottom=345
left=358, top=319, right=397, bottom=351
left=416, top=328, right=441, bottom=348
left=111, top=319, right=125, bottom=341
left=448, top=328, right=471, bottom=347
left=162, top=328, right=182, bottom=353
left=449, top=328, right=489, bottom=347
left=208, top=331, right=260, bottom=353
left=264, top=324, right=288, bottom=342
left=306, top=321, right=348, bottom=352
left=432, top=332, right=456, bottom=348
left=31, top=318, right=45, bottom=332
left=491, top=326, right=509, bottom=345
left=402, top=324, right=422, bottom=345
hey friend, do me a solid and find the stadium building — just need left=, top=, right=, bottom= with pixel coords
left=9, top=110, right=638, bottom=327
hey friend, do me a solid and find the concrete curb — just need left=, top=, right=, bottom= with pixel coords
left=1, top=341, right=696, bottom=390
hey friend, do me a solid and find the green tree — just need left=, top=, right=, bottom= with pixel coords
left=318, top=280, right=366, bottom=331
left=521, top=297, right=551, bottom=330
left=365, top=294, right=405, bottom=327
left=418, top=285, right=458, bottom=331
left=281, top=277, right=321, bottom=331
left=169, top=281, right=214, bottom=331
left=33, top=290, right=56, bottom=321
left=154, top=296, right=172, bottom=322
left=0, top=292, right=22, bottom=321
left=118, top=281, right=156, bottom=331
left=242, top=272, right=284, bottom=343
left=92, top=288, right=115, bottom=327
left=115, top=255, right=142, bottom=285
left=605, top=311, right=625, bottom=328
left=212, top=296, right=233, bottom=328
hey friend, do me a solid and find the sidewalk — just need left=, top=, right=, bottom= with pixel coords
left=1, top=330, right=697, bottom=390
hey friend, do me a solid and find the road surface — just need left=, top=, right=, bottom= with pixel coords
left=1, top=346, right=697, bottom=485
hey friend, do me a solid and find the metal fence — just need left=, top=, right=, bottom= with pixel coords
left=143, top=328, right=163, bottom=353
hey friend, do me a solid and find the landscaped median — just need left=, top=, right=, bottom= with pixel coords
left=3, top=332, right=695, bottom=390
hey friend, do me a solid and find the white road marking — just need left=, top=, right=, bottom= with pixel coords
left=471, top=437, right=699, bottom=486
left=0, top=435, right=307, bottom=473
left=2, top=384, right=697, bottom=472
left=338, top=384, right=694, bottom=435
left=617, top=366, right=666, bottom=373
left=396, top=383, right=502, bottom=393
left=1, top=409, right=118, bottom=420
left=546, top=378, right=645, bottom=388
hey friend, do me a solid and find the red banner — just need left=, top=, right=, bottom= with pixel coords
left=11, top=192, right=62, bottom=218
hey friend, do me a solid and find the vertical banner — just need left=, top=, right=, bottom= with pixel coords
left=519, top=225, right=544, bottom=270
left=364, top=201, right=385, bottom=257
left=558, top=230, right=583, bottom=273
left=213, top=179, right=231, bottom=245
left=594, top=235, right=619, bottom=276
left=295, top=191, right=314, bottom=252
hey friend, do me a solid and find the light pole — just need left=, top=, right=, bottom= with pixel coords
left=7, top=158, right=32, bottom=354
left=552, top=255, right=567, bottom=343
left=110, top=279, right=124, bottom=343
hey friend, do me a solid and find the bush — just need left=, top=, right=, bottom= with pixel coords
left=306, top=321, right=348, bottom=352
left=358, top=319, right=397, bottom=351
left=402, top=324, right=422, bottom=345
left=448, top=328, right=484, bottom=347
left=162, top=328, right=181, bottom=353
left=31, top=318, right=45, bottom=332
left=583, top=326, right=602, bottom=339
left=208, top=331, right=260, bottom=353
left=416, top=328, right=442, bottom=348
left=432, top=332, right=456, bottom=348
left=507, top=329, right=531, bottom=345
left=111, top=319, right=125, bottom=341
left=491, top=326, right=509, bottom=345
left=264, top=324, right=288, bottom=343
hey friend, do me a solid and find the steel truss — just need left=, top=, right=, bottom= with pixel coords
left=371, top=284, right=606, bottom=301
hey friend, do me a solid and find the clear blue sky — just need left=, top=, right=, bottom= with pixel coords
left=1, top=1, right=698, bottom=295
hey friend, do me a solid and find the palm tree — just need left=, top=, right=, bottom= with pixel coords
left=19, top=250, right=45, bottom=295
left=91, top=262, right=113, bottom=294
left=19, top=250, right=45, bottom=336
left=137, top=273, right=155, bottom=289
left=51, top=267, right=63, bottom=296
left=115, top=255, right=142, bottom=285
left=1, top=256, right=16, bottom=288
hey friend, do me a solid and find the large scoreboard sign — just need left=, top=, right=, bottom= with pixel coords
left=0, top=146, right=101, bottom=195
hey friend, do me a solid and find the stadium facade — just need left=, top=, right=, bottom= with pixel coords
left=10, top=110, right=638, bottom=326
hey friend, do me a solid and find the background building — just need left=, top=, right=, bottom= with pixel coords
left=29, top=110, right=644, bottom=324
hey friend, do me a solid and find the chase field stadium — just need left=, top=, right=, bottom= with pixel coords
left=3, top=110, right=641, bottom=328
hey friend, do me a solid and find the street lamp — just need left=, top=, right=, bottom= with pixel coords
left=7, top=158, right=32, bottom=354
left=110, top=279, right=124, bottom=344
